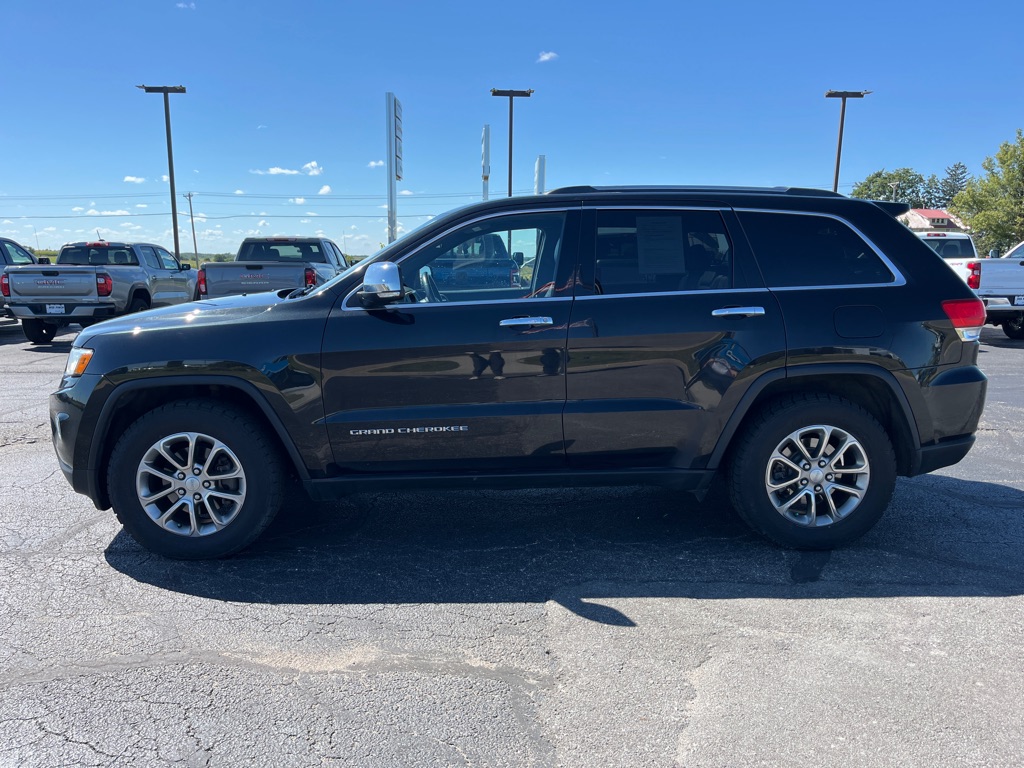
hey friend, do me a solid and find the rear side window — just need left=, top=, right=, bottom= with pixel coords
left=2, top=241, right=35, bottom=264
left=594, top=209, right=733, bottom=295
left=739, top=212, right=894, bottom=287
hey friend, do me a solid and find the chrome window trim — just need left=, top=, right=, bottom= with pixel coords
left=341, top=207, right=576, bottom=311
left=575, top=287, right=770, bottom=300
left=734, top=208, right=907, bottom=289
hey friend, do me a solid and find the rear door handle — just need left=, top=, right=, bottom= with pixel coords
left=711, top=306, right=766, bottom=318
left=500, top=316, right=553, bottom=327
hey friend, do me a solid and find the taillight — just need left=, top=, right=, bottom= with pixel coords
left=96, top=273, right=113, bottom=297
left=942, top=298, right=985, bottom=342
left=197, top=268, right=207, bottom=296
left=966, top=261, right=981, bottom=290
left=0, top=273, right=9, bottom=297
left=304, top=267, right=316, bottom=287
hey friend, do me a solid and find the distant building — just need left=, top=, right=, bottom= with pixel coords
left=899, top=209, right=966, bottom=232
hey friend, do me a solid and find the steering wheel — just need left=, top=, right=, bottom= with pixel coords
left=420, top=270, right=447, bottom=303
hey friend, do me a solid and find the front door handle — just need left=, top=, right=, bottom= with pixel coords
left=711, top=306, right=766, bottom=318
left=499, top=316, right=554, bottom=327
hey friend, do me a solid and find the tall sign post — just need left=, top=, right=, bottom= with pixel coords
left=490, top=89, right=533, bottom=197
left=482, top=124, right=491, bottom=201
left=137, top=84, right=186, bottom=261
left=385, top=92, right=403, bottom=243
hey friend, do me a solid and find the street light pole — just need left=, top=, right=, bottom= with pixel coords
left=491, top=89, right=533, bottom=197
left=137, top=84, right=186, bottom=261
left=825, top=89, right=870, bottom=193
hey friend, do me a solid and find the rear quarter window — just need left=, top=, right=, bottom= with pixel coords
left=739, top=211, right=895, bottom=287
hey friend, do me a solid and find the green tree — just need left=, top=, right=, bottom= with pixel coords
left=939, top=162, right=970, bottom=208
left=950, top=130, right=1024, bottom=255
left=851, top=168, right=929, bottom=207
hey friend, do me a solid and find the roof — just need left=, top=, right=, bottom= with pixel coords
left=911, top=209, right=952, bottom=218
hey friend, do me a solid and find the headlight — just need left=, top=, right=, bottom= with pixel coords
left=64, top=347, right=94, bottom=377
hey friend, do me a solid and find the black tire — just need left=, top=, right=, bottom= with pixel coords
left=22, top=318, right=58, bottom=344
left=726, top=394, right=896, bottom=550
left=107, top=399, right=285, bottom=559
left=127, top=296, right=150, bottom=314
left=1002, top=315, right=1024, bottom=340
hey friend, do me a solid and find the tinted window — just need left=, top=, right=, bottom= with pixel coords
left=238, top=241, right=327, bottom=263
left=58, top=246, right=138, bottom=266
left=399, top=212, right=566, bottom=303
left=139, top=246, right=161, bottom=269
left=740, top=212, right=894, bottom=287
left=920, top=236, right=976, bottom=259
left=594, top=209, right=733, bottom=294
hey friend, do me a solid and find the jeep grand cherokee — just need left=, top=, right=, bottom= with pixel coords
left=50, top=186, right=987, bottom=559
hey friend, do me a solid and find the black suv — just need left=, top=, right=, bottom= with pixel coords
left=50, top=187, right=988, bottom=559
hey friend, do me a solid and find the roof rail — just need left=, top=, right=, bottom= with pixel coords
left=546, top=185, right=844, bottom=198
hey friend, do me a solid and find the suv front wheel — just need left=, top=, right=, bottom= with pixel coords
left=727, top=394, right=896, bottom=550
left=107, top=399, right=285, bottom=559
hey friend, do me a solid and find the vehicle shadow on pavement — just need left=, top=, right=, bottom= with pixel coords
left=104, top=475, right=1024, bottom=625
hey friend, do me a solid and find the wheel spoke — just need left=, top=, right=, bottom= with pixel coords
left=156, top=443, right=187, bottom=472
left=140, top=485, right=177, bottom=503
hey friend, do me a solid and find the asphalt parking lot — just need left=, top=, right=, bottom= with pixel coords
left=1, top=317, right=1022, bottom=767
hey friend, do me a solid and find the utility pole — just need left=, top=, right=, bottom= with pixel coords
left=183, top=192, right=199, bottom=265
left=137, top=85, right=186, bottom=260
left=825, top=90, right=871, bottom=193
left=490, top=89, right=534, bottom=197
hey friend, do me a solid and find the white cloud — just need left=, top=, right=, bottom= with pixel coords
left=318, top=185, right=331, bottom=195
left=234, top=189, right=244, bottom=195
left=86, top=209, right=131, bottom=216
left=71, top=206, right=85, bottom=212
left=43, top=226, right=57, bottom=232
left=162, top=175, right=169, bottom=183
left=537, top=51, right=558, bottom=63
left=250, top=167, right=301, bottom=176
left=257, top=220, right=268, bottom=227
left=136, top=204, right=148, bottom=208
left=350, top=225, right=357, bottom=230
left=304, top=212, right=319, bottom=217
left=257, top=124, right=267, bottom=130
left=289, top=197, right=306, bottom=205
left=302, top=161, right=323, bottom=176
left=300, top=219, right=311, bottom=224
left=399, top=190, right=413, bottom=196
left=124, top=176, right=145, bottom=184
left=368, top=160, right=384, bottom=168
left=176, top=2, right=196, bottom=9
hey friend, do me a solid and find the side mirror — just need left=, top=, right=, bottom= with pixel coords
left=37, top=257, right=51, bottom=265
left=989, top=249, right=999, bottom=259
left=512, top=252, right=525, bottom=267
left=181, top=263, right=193, bottom=270
left=359, top=262, right=404, bottom=307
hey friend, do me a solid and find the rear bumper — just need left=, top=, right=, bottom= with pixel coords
left=8, top=302, right=118, bottom=321
left=909, top=434, right=975, bottom=476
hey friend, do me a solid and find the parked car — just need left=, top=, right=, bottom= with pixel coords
left=942, top=244, right=1024, bottom=339
left=197, top=237, right=350, bottom=299
left=50, top=186, right=987, bottom=559
left=2, top=241, right=195, bottom=343
left=1, top=237, right=37, bottom=317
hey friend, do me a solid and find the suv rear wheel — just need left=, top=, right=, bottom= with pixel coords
left=107, top=399, right=285, bottom=559
left=727, top=394, right=896, bottom=549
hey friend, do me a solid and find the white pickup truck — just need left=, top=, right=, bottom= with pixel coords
left=929, top=233, right=1024, bottom=339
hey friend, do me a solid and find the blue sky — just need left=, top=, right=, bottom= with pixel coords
left=2, top=0, right=1021, bottom=254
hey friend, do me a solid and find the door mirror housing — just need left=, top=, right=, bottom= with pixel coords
left=990, top=249, right=999, bottom=258
left=359, top=262, right=404, bottom=307
left=512, top=251, right=525, bottom=266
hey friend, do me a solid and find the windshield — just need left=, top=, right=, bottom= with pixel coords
left=58, top=246, right=139, bottom=266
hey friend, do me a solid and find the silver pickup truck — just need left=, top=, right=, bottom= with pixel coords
left=197, top=237, right=350, bottom=299
left=1, top=241, right=195, bottom=343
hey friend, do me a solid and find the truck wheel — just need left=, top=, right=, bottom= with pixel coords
left=107, top=399, right=285, bottom=559
left=128, top=296, right=150, bottom=314
left=1002, top=315, right=1024, bottom=340
left=21, top=319, right=58, bottom=344
left=727, top=394, right=896, bottom=550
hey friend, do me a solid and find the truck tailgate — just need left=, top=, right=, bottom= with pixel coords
left=203, top=262, right=307, bottom=297
left=5, top=266, right=100, bottom=301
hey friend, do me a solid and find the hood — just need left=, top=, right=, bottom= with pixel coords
left=75, top=291, right=288, bottom=345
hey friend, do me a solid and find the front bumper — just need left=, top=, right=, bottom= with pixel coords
left=50, top=373, right=109, bottom=509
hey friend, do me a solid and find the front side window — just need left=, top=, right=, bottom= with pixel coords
left=156, top=248, right=179, bottom=271
left=594, top=209, right=733, bottom=295
left=398, top=212, right=567, bottom=303
left=740, top=211, right=895, bottom=287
